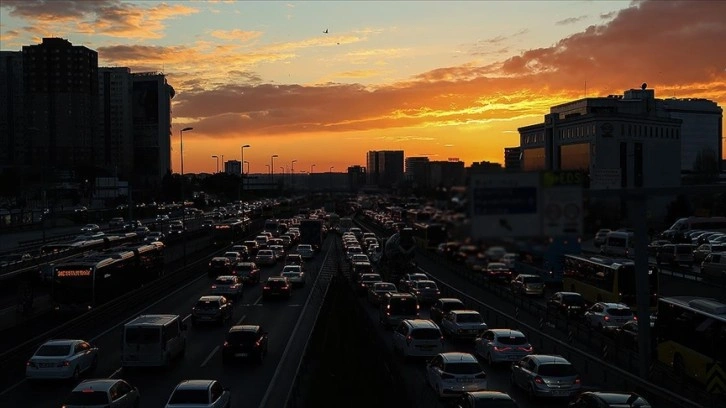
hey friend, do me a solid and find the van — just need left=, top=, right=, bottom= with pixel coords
left=379, top=293, right=419, bottom=329
left=701, top=252, right=726, bottom=281
left=601, top=231, right=634, bottom=258
left=121, top=314, right=187, bottom=368
left=655, top=243, right=694, bottom=267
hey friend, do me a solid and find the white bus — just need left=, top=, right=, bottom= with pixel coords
left=121, top=314, right=187, bottom=368
left=601, top=231, right=635, bottom=258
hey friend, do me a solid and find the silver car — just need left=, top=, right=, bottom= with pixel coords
left=409, top=280, right=441, bottom=304
left=440, top=310, right=488, bottom=340
left=510, top=355, right=581, bottom=399
left=510, top=274, right=545, bottom=296
left=26, top=339, right=99, bottom=380
left=281, top=265, right=306, bottom=287
left=475, top=329, right=533, bottom=365
left=427, top=352, right=488, bottom=398
left=211, top=276, right=243, bottom=300
left=63, top=379, right=140, bottom=408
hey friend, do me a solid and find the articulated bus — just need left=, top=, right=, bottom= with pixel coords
left=655, top=296, right=726, bottom=388
left=213, top=219, right=248, bottom=247
left=52, top=242, right=165, bottom=312
left=413, top=222, right=447, bottom=250
left=562, top=255, right=658, bottom=311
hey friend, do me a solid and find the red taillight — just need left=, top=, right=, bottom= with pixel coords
left=26, top=360, right=35, bottom=368
left=534, top=376, right=544, bottom=384
left=440, top=336, right=445, bottom=344
left=211, top=285, right=217, bottom=289
left=519, top=346, right=533, bottom=352
left=633, top=315, right=638, bottom=321
left=255, top=340, right=261, bottom=347
left=263, top=286, right=271, bottom=290
left=223, top=341, right=229, bottom=347
left=493, top=346, right=511, bottom=352
left=575, top=376, right=581, bottom=384
left=406, top=335, right=412, bottom=345
left=57, top=361, right=70, bottom=368
left=604, top=316, right=610, bottom=321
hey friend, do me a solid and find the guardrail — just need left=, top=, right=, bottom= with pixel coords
left=354, top=216, right=717, bottom=408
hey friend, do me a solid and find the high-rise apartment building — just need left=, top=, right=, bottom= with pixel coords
left=22, top=38, right=99, bottom=171
left=132, top=72, right=175, bottom=188
left=366, top=150, right=404, bottom=188
left=98, top=67, right=133, bottom=178
left=430, top=160, right=465, bottom=188
left=0, top=51, right=24, bottom=169
left=405, top=156, right=430, bottom=188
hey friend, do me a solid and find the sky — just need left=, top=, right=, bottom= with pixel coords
left=1, top=0, right=725, bottom=175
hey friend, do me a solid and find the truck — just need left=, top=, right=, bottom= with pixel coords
left=299, top=219, right=324, bottom=251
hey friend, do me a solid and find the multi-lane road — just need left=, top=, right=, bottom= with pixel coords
left=0, top=235, right=335, bottom=408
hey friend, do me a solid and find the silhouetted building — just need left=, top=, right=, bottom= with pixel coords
left=658, top=98, right=722, bottom=173
left=347, top=165, right=366, bottom=192
left=225, top=160, right=241, bottom=175
left=0, top=51, right=23, bottom=169
left=405, top=156, right=430, bottom=188
left=366, top=150, right=404, bottom=188
left=469, top=161, right=503, bottom=174
left=132, top=72, right=175, bottom=189
left=504, top=147, right=521, bottom=172
left=98, top=67, right=133, bottom=179
left=23, top=38, right=99, bottom=171
left=430, top=159, right=465, bottom=187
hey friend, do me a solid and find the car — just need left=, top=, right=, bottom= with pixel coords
left=144, top=231, right=165, bottom=243
left=409, top=280, right=441, bottom=304
left=165, top=380, right=231, bottom=408
left=109, top=217, right=125, bottom=228
left=202, top=219, right=215, bottom=229
left=484, top=262, right=511, bottom=282
left=297, top=244, right=314, bottom=259
left=501, top=253, right=519, bottom=270
left=510, top=274, right=545, bottom=296
left=510, top=355, right=581, bottom=399
left=242, top=240, right=259, bottom=256
left=168, top=221, right=185, bottom=235
left=430, top=298, right=467, bottom=325
left=475, top=329, right=533, bottom=365
left=345, top=245, right=364, bottom=261
left=254, top=235, right=270, bottom=249
left=62, top=379, right=140, bottom=408
left=693, top=243, right=726, bottom=263
left=262, top=276, right=292, bottom=299
left=379, top=292, right=420, bottom=329
left=357, top=273, right=383, bottom=295
left=613, top=320, right=641, bottom=350
left=655, top=243, right=695, bottom=266
left=156, top=214, right=170, bottom=222
left=440, top=310, right=488, bottom=340
left=281, top=265, right=306, bottom=287
left=26, top=339, right=98, bottom=380
left=455, top=391, right=519, bottom=408
left=191, top=296, right=233, bottom=326
left=351, top=261, right=373, bottom=281
left=232, top=262, right=260, bottom=284
left=426, top=352, right=488, bottom=398
left=594, top=229, right=611, bottom=247
left=208, top=257, right=232, bottom=278
left=350, top=253, right=370, bottom=264
left=81, top=224, right=101, bottom=234
left=485, top=246, right=507, bottom=261
left=284, top=253, right=305, bottom=268
left=546, top=292, right=586, bottom=318
left=211, top=276, right=244, bottom=300
left=222, top=325, right=269, bottom=363
left=269, top=244, right=286, bottom=260
left=392, top=319, right=444, bottom=359
left=255, top=249, right=277, bottom=266
left=584, top=302, right=634, bottom=330
left=569, top=391, right=652, bottom=408
left=367, top=282, right=398, bottom=305
left=398, top=273, right=429, bottom=292
left=223, top=251, right=242, bottom=264
left=230, top=245, right=250, bottom=261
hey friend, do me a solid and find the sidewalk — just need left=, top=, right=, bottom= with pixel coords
left=0, top=295, right=51, bottom=332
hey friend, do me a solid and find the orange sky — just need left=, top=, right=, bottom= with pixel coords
left=1, top=0, right=724, bottom=174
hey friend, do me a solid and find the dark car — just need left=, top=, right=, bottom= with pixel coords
left=222, top=325, right=269, bottom=363
left=456, top=391, right=519, bottom=408
left=430, top=298, right=466, bottom=325
left=191, top=295, right=233, bottom=326
left=262, top=277, right=292, bottom=299
left=547, top=292, right=586, bottom=318
left=569, top=392, right=652, bottom=408
left=243, top=240, right=260, bottom=257
left=357, top=273, right=383, bottom=295
left=613, top=320, right=640, bottom=350
left=233, top=262, right=261, bottom=284
left=208, top=257, right=232, bottom=278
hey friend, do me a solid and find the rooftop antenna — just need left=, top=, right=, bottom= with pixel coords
left=641, top=82, right=647, bottom=90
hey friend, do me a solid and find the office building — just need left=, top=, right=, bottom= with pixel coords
left=405, top=157, right=430, bottom=188
left=366, top=150, right=404, bottom=188
left=0, top=51, right=23, bottom=169
left=98, top=67, right=134, bottom=178
left=22, top=38, right=99, bottom=170
left=430, top=160, right=465, bottom=188
left=225, top=160, right=241, bottom=175
left=518, top=87, right=683, bottom=189
left=132, top=72, right=175, bottom=188
left=504, top=147, right=521, bottom=172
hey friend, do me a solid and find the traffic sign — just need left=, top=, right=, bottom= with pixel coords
left=541, top=187, right=583, bottom=237
left=469, top=173, right=540, bottom=238
left=707, top=362, right=726, bottom=394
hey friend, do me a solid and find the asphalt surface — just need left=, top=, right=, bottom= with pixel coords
left=0, top=236, right=333, bottom=408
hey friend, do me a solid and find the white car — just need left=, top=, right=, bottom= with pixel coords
left=440, top=310, right=488, bottom=340
left=81, top=224, right=100, bottom=233
left=165, top=380, right=231, bottom=408
left=211, top=275, right=244, bottom=299
left=297, top=244, right=314, bottom=259
left=392, top=319, right=444, bottom=358
left=475, top=329, right=533, bottom=365
left=426, top=352, right=488, bottom=398
left=351, top=254, right=370, bottom=264
left=62, top=379, right=140, bottom=408
left=584, top=302, right=634, bottom=330
left=26, top=339, right=98, bottom=380
left=281, top=265, right=306, bottom=286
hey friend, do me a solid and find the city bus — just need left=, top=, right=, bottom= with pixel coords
left=515, top=236, right=582, bottom=285
left=212, top=219, right=247, bottom=247
left=413, top=222, right=447, bottom=251
left=562, top=254, right=658, bottom=310
left=51, top=242, right=165, bottom=312
left=655, top=296, right=726, bottom=388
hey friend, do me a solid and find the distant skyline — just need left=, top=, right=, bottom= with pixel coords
left=1, top=0, right=724, bottom=174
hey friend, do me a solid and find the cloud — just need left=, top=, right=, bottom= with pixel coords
left=1, top=29, right=20, bottom=41
left=600, top=11, right=617, bottom=19
left=209, top=29, right=263, bottom=42
left=335, top=70, right=382, bottom=79
left=555, top=15, right=588, bottom=26
left=469, top=29, right=528, bottom=56
left=1, top=0, right=199, bottom=40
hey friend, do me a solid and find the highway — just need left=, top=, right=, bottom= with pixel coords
left=0, top=234, right=334, bottom=408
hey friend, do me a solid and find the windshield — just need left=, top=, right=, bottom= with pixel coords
left=561, top=294, right=584, bottom=305
left=65, top=391, right=108, bottom=405
left=456, top=313, right=483, bottom=323
left=390, top=299, right=417, bottom=314
left=444, top=362, right=483, bottom=375
left=227, top=331, right=257, bottom=343
left=411, top=328, right=441, bottom=339
left=125, top=327, right=160, bottom=344
left=523, top=277, right=543, bottom=284
left=537, top=363, right=576, bottom=376
left=607, top=308, right=633, bottom=317
left=497, top=335, right=528, bottom=345
left=36, top=344, right=70, bottom=356
left=169, top=389, right=209, bottom=404
left=53, top=271, right=92, bottom=304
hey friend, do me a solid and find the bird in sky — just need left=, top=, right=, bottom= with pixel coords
left=323, top=29, right=328, bottom=34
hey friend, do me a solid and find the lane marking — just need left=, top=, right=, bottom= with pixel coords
left=183, top=314, right=191, bottom=322
left=200, top=345, right=220, bottom=367
left=235, top=314, right=247, bottom=326
left=109, top=368, right=122, bottom=378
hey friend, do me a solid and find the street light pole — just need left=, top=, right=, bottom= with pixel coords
left=329, top=166, right=334, bottom=192
left=179, top=126, right=193, bottom=266
left=212, top=155, right=219, bottom=173
left=280, top=166, right=285, bottom=190
left=270, top=154, right=278, bottom=183
left=241, top=145, right=250, bottom=200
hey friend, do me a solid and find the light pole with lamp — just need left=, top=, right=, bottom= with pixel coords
left=211, top=155, right=219, bottom=173
left=179, top=126, right=193, bottom=266
left=270, top=154, right=278, bottom=183
left=280, top=166, right=285, bottom=190
left=290, top=160, right=297, bottom=190
left=329, top=166, right=334, bottom=192
left=241, top=145, right=250, bottom=200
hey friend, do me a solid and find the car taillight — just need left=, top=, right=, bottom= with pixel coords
left=604, top=316, right=610, bottom=321
left=519, top=346, right=533, bottom=352
left=211, top=285, right=217, bottom=289
left=406, top=335, right=412, bottom=345
left=223, top=341, right=229, bottom=347
left=440, top=336, right=445, bottom=344
left=263, top=286, right=271, bottom=290
left=493, top=346, right=511, bottom=352
left=575, top=376, right=581, bottom=384
left=57, top=361, right=70, bottom=367
left=255, top=340, right=261, bottom=347
left=534, top=376, right=544, bottom=384
left=633, top=315, right=638, bottom=321
left=26, top=360, right=36, bottom=368
left=440, top=372, right=455, bottom=379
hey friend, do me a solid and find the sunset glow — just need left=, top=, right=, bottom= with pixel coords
left=1, top=0, right=724, bottom=174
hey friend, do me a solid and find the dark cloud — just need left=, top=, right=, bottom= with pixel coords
left=1, top=0, right=118, bottom=21
left=555, top=15, right=588, bottom=26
